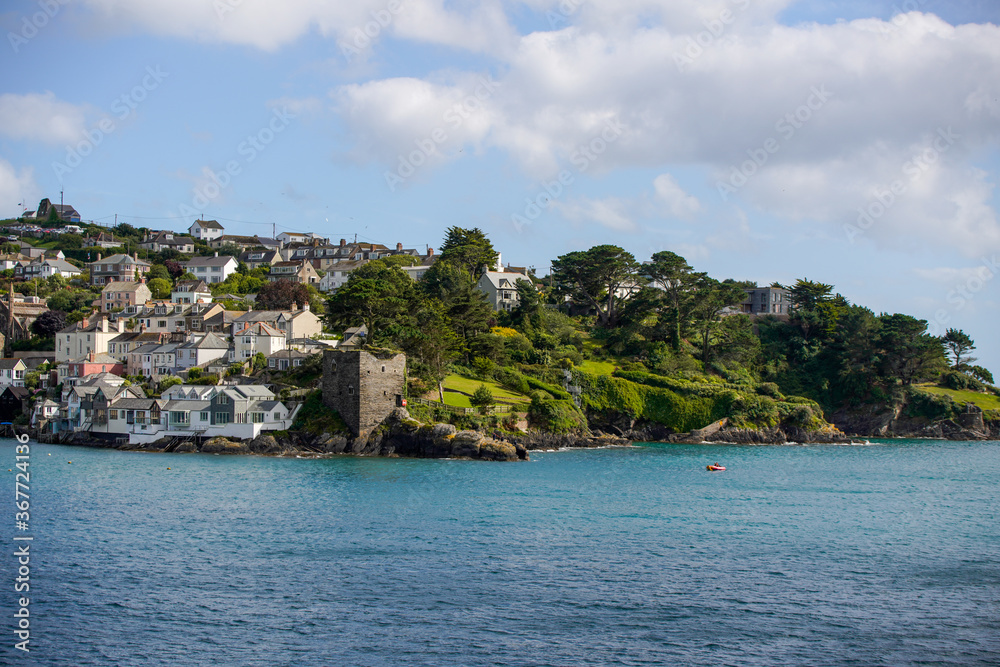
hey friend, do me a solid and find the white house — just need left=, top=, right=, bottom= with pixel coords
left=56, top=317, right=127, bottom=364
left=183, top=253, right=238, bottom=284
left=477, top=271, right=531, bottom=312
left=171, top=280, right=212, bottom=304
left=0, top=359, right=27, bottom=388
left=174, top=333, right=230, bottom=372
left=232, top=322, right=286, bottom=361
left=189, top=219, right=224, bottom=241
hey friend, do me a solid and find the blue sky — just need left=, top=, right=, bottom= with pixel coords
left=1, top=0, right=998, bottom=372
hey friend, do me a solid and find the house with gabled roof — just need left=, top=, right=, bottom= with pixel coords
left=88, top=252, right=151, bottom=286
left=189, top=219, right=224, bottom=241
left=171, top=280, right=212, bottom=305
left=0, top=358, right=27, bottom=388
left=183, top=253, right=238, bottom=284
left=139, top=231, right=196, bottom=254
left=99, top=280, right=152, bottom=313
left=232, top=322, right=286, bottom=361
left=477, top=271, right=531, bottom=312
left=175, top=332, right=230, bottom=372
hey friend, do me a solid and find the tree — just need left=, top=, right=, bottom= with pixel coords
left=164, top=260, right=185, bottom=279
left=148, top=264, right=171, bottom=282
left=877, top=314, right=946, bottom=386
left=148, top=278, right=172, bottom=300
left=255, top=280, right=309, bottom=310
left=551, top=245, right=639, bottom=327
left=941, top=328, right=976, bottom=369
left=326, top=261, right=415, bottom=345
left=437, top=227, right=499, bottom=280
left=470, top=384, right=495, bottom=413
left=688, top=277, right=747, bottom=364
left=641, top=251, right=699, bottom=350
left=31, top=309, right=66, bottom=339
left=400, top=299, right=460, bottom=402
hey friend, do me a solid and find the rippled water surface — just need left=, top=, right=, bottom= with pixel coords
left=2, top=438, right=999, bottom=666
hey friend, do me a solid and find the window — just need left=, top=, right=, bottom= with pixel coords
left=136, top=411, right=146, bottom=425
left=200, top=411, right=209, bottom=422
left=251, top=412, right=265, bottom=423
left=157, top=321, right=167, bottom=328
left=126, top=410, right=135, bottom=425
left=217, top=394, right=229, bottom=405
left=170, top=411, right=189, bottom=425
left=235, top=413, right=246, bottom=424
left=109, top=409, right=118, bottom=420
left=214, top=412, right=230, bottom=424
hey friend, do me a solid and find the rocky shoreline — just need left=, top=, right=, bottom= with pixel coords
left=29, top=407, right=999, bottom=462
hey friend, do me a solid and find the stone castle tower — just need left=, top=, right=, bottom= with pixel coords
left=322, top=349, right=406, bottom=438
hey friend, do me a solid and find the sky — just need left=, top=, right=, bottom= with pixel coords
left=0, top=0, right=998, bottom=372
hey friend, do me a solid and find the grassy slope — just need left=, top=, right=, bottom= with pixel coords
left=441, top=374, right=530, bottom=407
left=915, top=384, right=1000, bottom=411
left=577, top=360, right=616, bottom=376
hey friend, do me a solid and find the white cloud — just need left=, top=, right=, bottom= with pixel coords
left=653, top=173, right=701, bottom=218
left=78, top=0, right=517, bottom=54
left=555, top=197, right=635, bottom=232
left=0, top=92, right=90, bottom=144
left=0, top=159, right=38, bottom=215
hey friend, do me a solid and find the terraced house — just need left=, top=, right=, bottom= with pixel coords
left=183, top=253, right=238, bottom=284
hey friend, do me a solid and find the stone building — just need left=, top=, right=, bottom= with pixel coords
left=322, top=349, right=405, bottom=439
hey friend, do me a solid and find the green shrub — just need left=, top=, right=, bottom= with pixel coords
left=528, top=398, right=588, bottom=433
left=940, top=371, right=986, bottom=392
left=757, top=382, right=783, bottom=398
left=291, top=390, right=349, bottom=434
left=495, top=366, right=531, bottom=395
left=524, top=376, right=572, bottom=400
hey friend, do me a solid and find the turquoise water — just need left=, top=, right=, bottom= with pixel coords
left=2, top=438, right=999, bottom=666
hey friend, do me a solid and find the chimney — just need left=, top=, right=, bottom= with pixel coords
left=81, top=316, right=89, bottom=328
left=101, top=318, right=109, bottom=333
left=339, top=238, right=346, bottom=247
left=96, top=253, right=101, bottom=261
left=117, top=319, right=125, bottom=333
left=291, top=302, right=298, bottom=312
left=214, top=251, right=219, bottom=257
left=89, top=351, right=95, bottom=362
left=133, top=252, right=138, bottom=261
left=302, top=301, right=310, bottom=312
left=396, top=242, right=403, bottom=251
left=427, top=247, right=434, bottom=257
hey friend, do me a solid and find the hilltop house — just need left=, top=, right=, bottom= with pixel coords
left=189, top=219, right=224, bottom=241
left=477, top=271, right=530, bottom=312
left=27, top=198, right=81, bottom=223
left=741, top=286, right=792, bottom=316
left=231, top=306, right=322, bottom=341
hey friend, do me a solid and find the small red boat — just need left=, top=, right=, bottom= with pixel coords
left=706, top=464, right=726, bottom=471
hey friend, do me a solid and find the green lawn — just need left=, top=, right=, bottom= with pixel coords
left=577, top=359, right=616, bottom=376
left=916, top=384, right=1000, bottom=411
left=442, top=374, right=530, bottom=404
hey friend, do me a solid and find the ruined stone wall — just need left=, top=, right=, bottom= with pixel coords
left=323, top=349, right=405, bottom=438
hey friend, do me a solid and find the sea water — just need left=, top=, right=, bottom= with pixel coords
left=1, top=438, right=998, bottom=666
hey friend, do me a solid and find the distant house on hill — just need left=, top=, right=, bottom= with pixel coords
left=477, top=271, right=530, bottom=312
left=139, top=231, right=196, bottom=254
left=740, top=286, right=791, bottom=316
left=188, top=219, right=224, bottom=241
left=84, top=232, right=121, bottom=249
left=26, top=198, right=81, bottom=223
